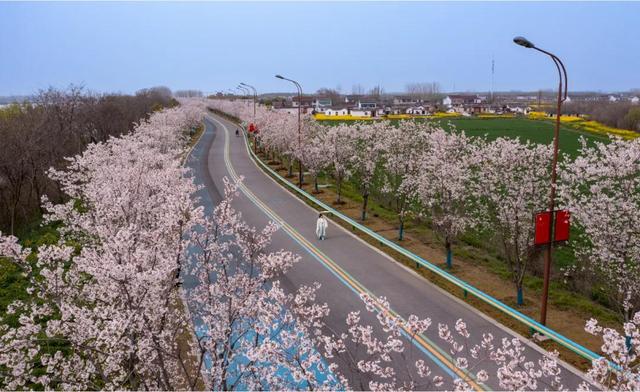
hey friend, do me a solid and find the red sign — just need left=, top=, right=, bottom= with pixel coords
left=248, top=123, right=256, bottom=133
left=534, top=210, right=571, bottom=246
left=535, top=211, right=552, bottom=246
left=554, top=210, right=570, bottom=242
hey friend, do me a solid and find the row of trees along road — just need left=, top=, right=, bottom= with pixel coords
left=1, top=98, right=639, bottom=391
left=211, top=99, right=640, bottom=325
left=0, top=85, right=178, bottom=235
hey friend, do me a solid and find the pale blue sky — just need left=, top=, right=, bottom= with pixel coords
left=1, top=2, right=639, bottom=96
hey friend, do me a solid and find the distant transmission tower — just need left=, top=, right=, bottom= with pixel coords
left=490, top=56, right=495, bottom=103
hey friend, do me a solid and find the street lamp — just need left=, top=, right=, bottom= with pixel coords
left=236, top=86, right=250, bottom=103
left=275, top=74, right=304, bottom=188
left=240, top=82, right=257, bottom=119
left=241, top=82, right=259, bottom=154
left=514, top=36, right=568, bottom=326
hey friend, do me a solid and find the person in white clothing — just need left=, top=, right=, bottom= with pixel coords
left=316, top=214, right=328, bottom=240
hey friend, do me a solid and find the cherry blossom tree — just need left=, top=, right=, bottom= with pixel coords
left=185, top=178, right=347, bottom=390
left=255, top=110, right=299, bottom=177
left=349, top=121, right=389, bottom=220
left=559, top=137, right=640, bottom=321
left=0, top=101, right=208, bottom=390
left=473, top=138, right=553, bottom=306
left=300, top=120, right=331, bottom=193
left=411, top=129, right=480, bottom=268
left=434, top=317, right=566, bottom=391
left=379, top=120, right=430, bottom=240
left=1, top=97, right=594, bottom=392
left=324, top=124, right=355, bottom=204
left=581, top=311, right=640, bottom=391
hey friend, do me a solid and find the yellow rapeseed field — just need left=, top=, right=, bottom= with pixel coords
left=314, top=112, right=462, bottom=121
left=528, top=111, right=638, bottom=140
left=313, top=111, right=638, bottom=140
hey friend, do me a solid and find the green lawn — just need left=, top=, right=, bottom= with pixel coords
left=320, top=117, right=611, bottom=158
left=433, top=118, right=609, bottom=157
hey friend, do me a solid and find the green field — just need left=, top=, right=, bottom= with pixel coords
left=433, top=118, right=609, bottom=157
left=320, top=117, right=611, bottom=158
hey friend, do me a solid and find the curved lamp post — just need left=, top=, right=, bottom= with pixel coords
left=236, top=86, right=250, bottom=105
left=241, top=82, right=259, bottom=154
left=240, top=82, right=257, bottom=120
left=275, top=74, right=304, bottom=188
left=514, top=36, right=568, bottom=326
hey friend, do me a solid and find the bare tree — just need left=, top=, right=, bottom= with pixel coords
left=405, top=82, right=441, bottom=100
left=352, top=83, right=365, bottom=96
left=316, top=88, right=341, bottom=103
left=0, top=85, right=178, bottom=233
left=368, top=85, right=384, bottom=99
left=175, top=90, right=204, bottom=98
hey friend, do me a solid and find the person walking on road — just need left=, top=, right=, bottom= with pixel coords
left=316, top=213, right=328, bottom=240
left=235, top=128, right=240, bottom=137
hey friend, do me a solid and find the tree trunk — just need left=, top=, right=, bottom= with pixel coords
left=516, top=285, right=524, bottom=306
left=361, top=192, right=369, bottom=221
left=314, top=176, right=319, bottom=193
left=336, top=180, right=342, bottom=204
left=398, top=218, right=404, bottom=241
left=445, top=240, right=452, bottom=269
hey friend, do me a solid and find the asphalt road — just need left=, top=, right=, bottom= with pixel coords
left=184, top=113, right=591, bottom=390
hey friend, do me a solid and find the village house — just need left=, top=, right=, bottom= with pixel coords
left=442, top=94, right=483, bottom=108
left=350, top=108, right=373, bottom=117
left=323, top=107, right=349, bottom=116
left=392, top=96, right=424, bottom=105
left=291, top=96, right=314, bottom=108
left=405, top=105, right=435, bottom=115
left=441, top=94, right=494, bottom=116
left=357, top=101, right=378, bottom=109
left=312, top=97, right=332, bottom=110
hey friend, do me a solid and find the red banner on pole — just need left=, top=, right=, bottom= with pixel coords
left=554, top=210, right=570, bottom=242
left=534, top=210, right=570, bottom=246
left=535, top=211, right=552, bottom=246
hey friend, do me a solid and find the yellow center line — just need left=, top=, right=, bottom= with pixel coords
left=211, top=116, right=485, bottom=390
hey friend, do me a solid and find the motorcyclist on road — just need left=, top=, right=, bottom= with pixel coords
left=235, top=128, right=240, bottom=137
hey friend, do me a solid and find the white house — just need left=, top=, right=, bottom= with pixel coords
left=324, top=108, right=349, bottom=116
left=406, top=106, right=428, bottom=115
left=350, top=109, right=372, bottom=117
left=357, top=101, right=377, bottom=109
left=443, top=95, right=482, bottom=108
left=631, top=96, right=640, bottom=104
left=609, top=95, right=619, bottom=102
left=509, top=106, right=532, bottom=115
